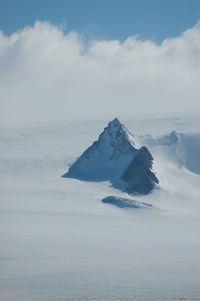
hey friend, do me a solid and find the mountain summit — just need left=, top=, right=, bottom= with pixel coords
left=63, top=118, right=137, bottom=181
left=63, top=118, right=159, bottom=194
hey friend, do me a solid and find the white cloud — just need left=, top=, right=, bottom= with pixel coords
left=0, top=21, right=200, bottom=125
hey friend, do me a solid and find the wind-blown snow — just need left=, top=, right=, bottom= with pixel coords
left=0, top=116, right=200, bottom=301
left=143, top=131, right=200, bottom=175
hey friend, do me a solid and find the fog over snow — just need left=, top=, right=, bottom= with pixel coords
left=0, top=20, right=200, bottom=125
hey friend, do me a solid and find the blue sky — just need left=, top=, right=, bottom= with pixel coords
left=0, top=0, right=200, bottom=43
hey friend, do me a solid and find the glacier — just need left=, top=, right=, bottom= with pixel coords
left=0, top=116, right=200, bottom=301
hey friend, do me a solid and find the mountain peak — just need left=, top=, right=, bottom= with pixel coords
left=63, top=119, right=159, bottom=195
left=101, top=118, right=135, bottom=147
left=63, top=118, right=137, bottom=181
left=108, top=117, right=121, bottom=127
left=104, top=118, right=125, bottom=136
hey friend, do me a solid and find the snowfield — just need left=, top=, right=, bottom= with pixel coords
left=0, top=115, right=200, bottom=301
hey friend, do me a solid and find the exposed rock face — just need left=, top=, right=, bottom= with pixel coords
left=63, top=118, right=159, bottom=195
left=102, top=195, right=153, bottom=208
left=121, top=146, right=159, bottom=195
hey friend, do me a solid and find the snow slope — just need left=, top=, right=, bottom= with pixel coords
left=0, top=116, right=200, bottom=301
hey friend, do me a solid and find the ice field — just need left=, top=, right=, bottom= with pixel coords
left=0, top=115, right=200, bottom=301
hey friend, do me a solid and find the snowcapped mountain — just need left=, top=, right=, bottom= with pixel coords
left=63, top=118, right=159, bottom=194
left=63, top=118, right=137, bottom=181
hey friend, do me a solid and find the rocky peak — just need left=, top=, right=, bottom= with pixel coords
left=99, top=118, right=135, bottom=149
left=108, top=117, right=121, bottom=128
left=63, top=118, right=159, bottom=195
left=63, top=118, right=136, bottom=180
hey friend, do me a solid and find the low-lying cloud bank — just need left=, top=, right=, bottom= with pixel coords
left=0, top=21, right=200, bottom=125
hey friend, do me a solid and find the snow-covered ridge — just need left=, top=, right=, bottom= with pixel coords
left=143, top=131, right=200, bottom=175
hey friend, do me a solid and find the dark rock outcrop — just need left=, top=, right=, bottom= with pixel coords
left=121, top=146, right=159, bottom=195
left=102, top=195, right=153, bottom=208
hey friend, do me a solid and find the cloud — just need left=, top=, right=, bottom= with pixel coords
left=0, top=21, right=200, bottom=125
